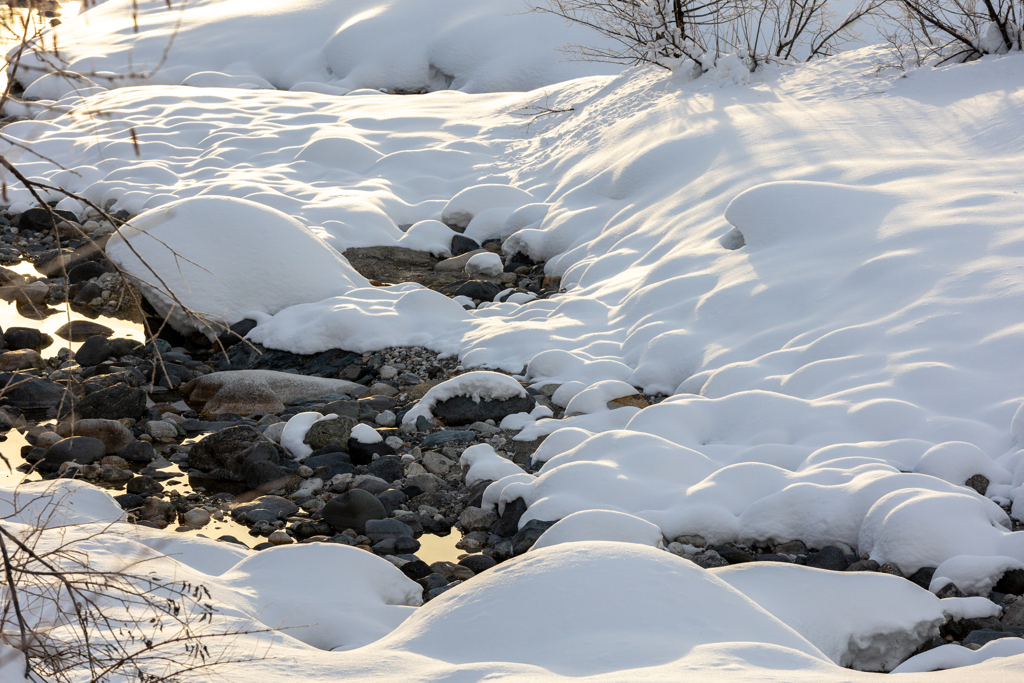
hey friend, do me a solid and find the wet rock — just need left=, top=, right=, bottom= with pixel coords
left=183, top=508, right=211, bottom=527
left=320, top=489, right=387, bottom=534
left=0, top=373, right=73, bottom=412
left=55, top=320, right=113, bottom=341
left=126, top=475, right=164, bottom=496
left=37, top=436, right=106, bottom=471
left=3, top=327, right=52, bottom=351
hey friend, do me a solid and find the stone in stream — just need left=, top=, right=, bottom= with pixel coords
left=320, top=489, right=387, bottom=534
left=65, top=418, right=134, bottom=453
left=64, top=383, right=146, bottom=421
left=126, top=475, right=164, bottom=497
left=188, top=425, right=283, bottom=478
left=17, top=207, right=78, bottom=233
left=3, top=327, right=53, bottom=351
left=0, top=349, right=44, bottom=371
left=0, top=373, right=73, bottom=411
left=431, top=394, right=535, bottom=426
left=67, top=261, right=108, bottom=284
left=37, top=436, right=106, bottom=472
left=118, top=440, right=156, bottom=463
left=75, top=336, right=112, bottom=366
left=231, top=495, right=298, bottom=524
left=458, top=554, right=497, bottom=573
left=55, top=320, right=114, bottom=341
left=201, top=375, right=285, bottom=416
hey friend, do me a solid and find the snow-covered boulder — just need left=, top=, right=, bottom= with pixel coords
left=402, top=371, right=534, bottom=426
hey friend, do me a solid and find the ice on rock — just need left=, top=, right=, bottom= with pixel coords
left=530, top=510, right=664, bottom=551
left=402, top=371, right=528, bottom=426
left=106, top=196, right=365, bottom=336
left=713, top=563, right=944, bottom=671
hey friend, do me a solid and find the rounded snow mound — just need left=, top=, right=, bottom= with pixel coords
left=106, top=196, right=366, bottom=336
left=531, top=510, right=664, bottom=551
left=402, top=371, right=527, bottom=425
left=366, top=542, right=827, bottom=675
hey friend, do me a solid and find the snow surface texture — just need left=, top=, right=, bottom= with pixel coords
left=402, top=371, right=528, bottom=425
left=13, top=0, right=622, bottom=99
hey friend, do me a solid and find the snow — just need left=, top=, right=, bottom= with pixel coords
left=929, top=555, right=1024, bottom=596
left=713, top=563, right=945, bottom=671
left=280, top=411, right=333, bottom=461
left=402, top=371, right=528, bottom=425
left=530, top=510, right=664, bottom=551
left=351, top=423, right=383, bottom=444
left=892, top=638, right=1024, bottom=674
left=106, top=196, right=366, bottom=336
left=465, top=252, right=503, bottom=278
left=563, top=379, right=642, bottom=416
left=459, top=443, right=527, bottom=487
left=442, top=184, right=536, bottom=231
left=0, top=479, right=125, bottom=527
left=939, top=596, right=1002, bottom=622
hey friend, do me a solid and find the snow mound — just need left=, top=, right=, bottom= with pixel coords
left=712, top=563, right=943, bottom=671
left=460, top=443, right=527, bottom=488
left=351, top=423, right=382, bottom=444
left=106, top=196, right=365, bottom=336
left=563, top=379, right=642, bottom=416
left=0, top=480, right=125, bottom=528
left=465, top=252, right=503, bottom=278
left=929, top=555, right=1024, bottom=596
left=402, top=371, right=528, bottom=425
left=531, top=510, right=664, bottom=551
left=892, top=638, right=1024, bottom=674
left=397, top=220, right=456, bottom=258
left=441, top=184, right=535, bottom=231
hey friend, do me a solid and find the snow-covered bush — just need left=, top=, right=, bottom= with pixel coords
left=885, top=0, right=1024, bottom=65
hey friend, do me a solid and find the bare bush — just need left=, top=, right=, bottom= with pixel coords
left=884, top=0, right=1023, bottom=65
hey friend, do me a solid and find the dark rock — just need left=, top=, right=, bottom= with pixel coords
left=0, top=373, right=73, bottom=411
left=431, top=393, right=535, bottom=427
left=451, top=235, right=481, bottom=256
left=321, top=399, right=360, bottom=420
left=425, top=582, right=459, bottom=600
left=965, top=473, right=990, bottom=495
left=75, top=336, right=112, bottom=366
left=321, top=489, right=387, bottom=534
left=805, top=546, right=850, bottom=571
left=961, top=630, right=1020, bottom=648
left=995, top=569, right=1024, bottom=595
left=217, top=535, right=248, bottom=547
left=369, top=455, right=404, bottom=483
left=401, top=485, right=424, bottom=499
left=114, top=493, right=145, bottom=510
left=492, top=538, right=515, bottom=562
left=935, top=582, right=966, bottom=599
left=108, top=338, right=145, bottom=358
left=400, top=560, right=432, bottom=581
left=117, top=440, right=156, bottom=463
left=421, top=430, right=476, bottom=449
left=126, top=475, right=164, bottom=496
left=242, top=459, right=290, bottom=490
left=758, top=553, right=795, bottom=564
left=909, top=567, right=937, bottom=590
left=72, top=282, right=102, bottom=306
left=711, top=545, right=756, bottom=565
left=395, top=535, right=420, bottom=554
left=189, top=425, right=279, bottom=477
left=417, top=573, right=448, bottom=592
left=304, top=416, right=358, bottom=450
left=231, top=495, right=298, bottom=524
left=440, top=279, right=502, bottom=301
left=489, top=497, right=527, bottom=537
left=846, top=559, right=880, bottom=572
left=290, top=520, right=334, bottom=539
left=365, top=518, right=414, bottom=543
left=376, top=488, right=408, bottom=515
left=347, top=438, right=396, bottom=466
left=511, top=519, right=556, bottom=556
left=67, top=260, right=108, bottom=284
left=55, top=320, right=113, bottom=342
left=775, top=540, right=807, bottom=555
left=942, top=615, right=1004, bottom=641
left=459, top=554, right=497, bottom=573
left=68, top=383, right=146, bottom=420
left=37, top=436, right=106, bottom=471
left=429, top=518, right=453, bottom=535
left=305, top=450, right=351, bottom=469
left=17, top=207, right=78, bottom=232
left=3, top=327, right=52, bottom=351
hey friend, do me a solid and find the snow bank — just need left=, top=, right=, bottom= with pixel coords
left=713, top=563, right=944, bottom=671
left=929, top=555, right=1024, bottom=596
left=402, top=371, right=528, bottom=425
left=531, top=510, right=664, bottom=551
left=106, top=196, right=365, bottom=336
left=15, top=0, right=623, bottom=99
left=0, top=480, right=125, bottom=527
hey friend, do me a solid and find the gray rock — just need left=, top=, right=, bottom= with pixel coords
left=368, top=455, right=404, bottom=483
left=126, top=475, right=163, bottom=496
left=118, top=440, right=156, bottom=463
left=0, top=373, right=73, bottom=411
left=67, top=418, right=134, bottom=454
left=304, top=416, right=358, bottom=450
left=935, top=582, right=965, bottom=599
left=38, top=437, right=106, bottom=471
left=458, top=554, right=497, bottom=573
left=320, top=489, right=387, bottom=534
left=694, top=550, right=730, bottom=569
left=713, top=545, right=756, bottom=565
left=417, top=573, right=448, bottom=592
left=965, top=474, right=990, bottom=495
left=908, top=567, right=936, bottom=589
left=845, top=559, right=880, bottom=572
left=460, top=506, right=498, bottom=532
left=351, top=475, right=392, bottom=495
left=405, top=473, right=442, bottom=493
left=232, top=495, right=299, bottom=524
left=365, top=518, right=414, bottom=543
left=421, top=451, right=453, bottom=475
left=55, top=320, right=113, bottom=342
left=1002, top=599, right=1024, bottom=629
left=511, top=519, right=556, bottom=556
left=68, top=383, right=146, bottom=421
left=3, top=327, right=52, bottom=351
left=774, top=539, right=807, bottom=555
left=243, top=459, right=290, bottom=490
left=322, top=399, right=360, bottom=420
left=189, top=425, right=282, bottom=478
left=421, top=430, right=476, bottom=448
left=75, top=336, right=112, bottom=366
left=806, top=546, right=850, bottom=571
left=961, top=629, right=1021, bottom=649
left=431, top=393, right=535, bottom=426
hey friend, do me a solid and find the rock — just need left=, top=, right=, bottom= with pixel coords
left=98, top=466, right=133, bottom=484
left=458, top=554, right=497, bottom=573
left=421, top=430, right=476, bottom=448
left=400, top=560, right=432, bottom=581
left=138, top=497, right=176, bottom=527
left=366, top=383, right=398, bottom=397
left=0, top=373, right=73, bottom=411
left=432, top=394, right=536, bottom=426
left=465, top=252, right=503, bottom=278
left=347, top=438, right=396, bottom=466
left=375, top=488, right=408, bottom=514
left=450, top=235, right=481, bottom=257
left=417, top=573, right=449, bottom=592
left=37, top=436, right=106, bottom=472
left=291, top=520, right=334, bottom=539
left=183, top=508, right=211, bottom=527
left=935, top=582, right=965, bottom=599
left=845, top=559, right=880, bottom=572
left=268, top=530, right=293, bottom=545
left=3, top=327, right=52, bottom=351
left=68, top=383, right=146, bottom=420
left=0, top=349, right=44, bottom=371
left=322, top=399, right=360, bottom=420
left=511, top=519, right=556, bottom=556
left=243, top=458, right=290, bottom=490
left=1002, top=599, right=1024, bottom=629
left=351, top=475, right=392, bottom=495
left=9, top=281, right=49, bottom=306
left=375, top=410, right=397, bottom=427
left=460, top=506, right=498, bottom=532
left=114, top=493, right=145, bottom=510
left=607, top=394, right=650, bottom=410
left=995, top=569, right=1024, bottom=596
left=440, top=279, right=502, bottom=301
left=365, top=518, right=414, bottom=543
left=320, top=489, right=387, bottom=534
left=489, top=497, right=527, bottom=537
left=126, top=475, right=164, bottom=496
left=965, top=473, right=990, bottom=495
left=712, top=545, right=756, bottom=565
left=35, top=431, right=62, bottom=448
left=878, top=562, right=904, bottom=578
left=202, top=375, right=285, bottom=416
left=757, top=553, right=794, bottom=563
left=108, top=338, right=145, bottom=357
left=405, top=473, right=442, bottom=493
left=75, top=336, right=112, bottom=366
left=434, top=249, right=486, bottom=272
left=67, top=261, right=108, bottom=284
left=188, top=425, right=280, bottom=477
left=232, top=496, right=298, bottom=524
left=805, top=546, right=850, bottom=572
left=908, top=566, right=936, bottom=589
left=145, top=421, right=178, bottom=440
left=17, top=206, right=77, bottom=232
left=962, top=629, right=1020, bottom=649
left=774, top=540, right=806, bottom=555
left=69, top=419, right=134, bottom=453
left=118, top=440, right=156, bottom=463
left=694, top=550, right=730, bottom=569
left=421, top=451, right=454, bottom=475
left=430, top=561, right=475, bottom=581
left=368, top=455, right=404, bottom=483
left=183, top=369, right=364, bottom=405
left=304, top=416, right=358, bottom=450
left=55, top=320, right=113, bottom=342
